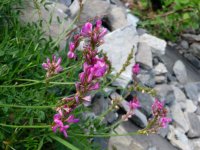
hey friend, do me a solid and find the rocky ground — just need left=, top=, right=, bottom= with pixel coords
left=21, top=0, right=200, bottom=149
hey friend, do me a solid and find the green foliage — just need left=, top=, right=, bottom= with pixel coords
left=0, top=0, right=84, bottom=149
left=132, top=0, right=200, bottom=40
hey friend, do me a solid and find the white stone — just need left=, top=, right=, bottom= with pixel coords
left=185, top=99, right=197, bottom=113
left=136, top=42, right=153, bottom=69
left=127, top=13, right=139, bottom=27
left=172, top=86, right=187, bottom=103
left=154, top=63, right=168, bottom=75
left=20, top=1, right=73, bottom=49
left=69, top=0, right=82, bottom=18
left=173, top=60, right=188, bottom=84
left=108, top=6, right=128, bottom=30
left=167, top=125, right=193, bottom=150
left=187, top=113, right=200, bottom=138
left=190, top=139, right=200, bottom=150
left=170, top=103, right=190, bottom=133
left=139, top=33, right=166, bottom=55
left=99, top=25, right=138, bottom=88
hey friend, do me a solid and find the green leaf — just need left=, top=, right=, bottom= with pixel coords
left=37, top=136, right=44, bottom=150
left=50, top=135, right=80, bottom=150
left=183, top=13, right=190, bottom=20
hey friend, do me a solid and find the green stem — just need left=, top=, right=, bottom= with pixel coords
left=108, top=119, right=123, bottom=130
left=0, top=123, right=51, bottom=128
left=0, top=104, right=56, bottom=109
left=0, top=80, right=74, bottom=88
left=68, top=130, right=140, bottom=138
left=98, top=106, right=114, bottom=122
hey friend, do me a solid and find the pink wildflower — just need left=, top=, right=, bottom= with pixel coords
left=151, top=99, right=172, bottom=129
left=132, top=63, right=140, bottom=75
left=81, top=22, right=93, bottom=37
left=152, top=99, right=164, bottom=115
left=65, top=115, right=79, bottom=123
left=42, top=55, right=63, bottom=77
left=159, top=117, right=172, bottom=128
left=52, top=113, right=79, bottom=138
left=129, top=97, right=140, bottom=110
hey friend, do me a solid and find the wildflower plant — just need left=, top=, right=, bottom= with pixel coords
left=41, top=20, right=171, bottom=139
left=0, top=0, right=171, bottom=149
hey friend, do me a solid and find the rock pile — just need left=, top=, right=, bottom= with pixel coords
left=172, top=30, right=200, bottom=69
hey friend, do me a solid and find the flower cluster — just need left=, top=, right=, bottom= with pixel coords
left=132, top=63, right=140, bottom=75
left=151, top=99, right=172, bottom=128
left=68, top=19, right=108, bottom=104
left=67, top=20, right=107, bottom=59
left=42, top=55, right=63, bottom=78
left=50, top=19, right=108, bottom=138
left=52, top=114, right=79, bottom=138
left=42, top=19, right=171, bottom=138
left=122, top=97, right=140, bottom=121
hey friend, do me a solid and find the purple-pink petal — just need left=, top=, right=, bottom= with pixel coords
left=88, top=82, right=100, bottom=91
left=67, top=51, right=75, bottom=59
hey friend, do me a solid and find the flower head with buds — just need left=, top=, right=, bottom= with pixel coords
left=151, top=99, right=171, bottom=129
left=132, top=63, right=140, bottom=75
left=52, top=113, right=79, bottom=138
left=42, top=55, right=63, bottom=78
left=129, top=97, right=140, bottom=110
left=50, top=19, right=109, bottom=138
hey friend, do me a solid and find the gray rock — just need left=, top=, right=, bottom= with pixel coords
left=136, top=42, right=153, bottom=70
left=168, top=41, right=177, bottom=47
left=158, top=127, right=169, bottom=138
left=81, top=112, right=96, bottom=120
left=170, top=103, right=190, bottom=133
left=172, top=86, right=186, bottom=103
left=190, top=42, right=200, bottom=59
left=190, top=138, right=200, bottom=150
left=108, top=0, right=124, bottom=6
left=105, top=111, right=118, bottom=124
left=127, top=13, right=139, bottom=28
left=76, top=0, right=110, bottom=23
left=108, top=5, right=128, bottom=30
left=154, top=84, right=175, bottom=105
left=184, top=99, right=197, bottom=113
left=139, top=33, right=166, bottom=55
left=180, top=40, right=189, bottom=49
left=182, top=34, right=200, bottom=42
left=20, top=1, right=73, bottom=50
left=155, top=75, right=167, bottom=84
left=109, top=121, right=177, bottom=150
left=52, top=0, right=72, bottom=6
left=187, top=113, right=200, bottom=138
left=69, top=0, right=81, bottom=18
left=166, top=73, right=177, bottom=83
left=184, top=53, right=200, bottom=69
left=173, top=60, right=188, bottom=84
left=99, top=25, right=138, bottom=88
left=108, top=122, right=144, bottom=150
left=120, top=100, right=148, bottom=128
left=195, top=107, right=200, bottom=116
left=154, top=63, right=168, bottom=75
left=136, top=92, right=154, bottom=117
left=93, top=138, right=108, bottom=150
left=137, top=28, right=148, bottom=36
left=184, top=82, right=200, bottom=102
left=137, top=72, right=155, bottom=88
left=131, top=109, right=148, bottom=128
left=153, top=56, right=160, bottom=66
left=92, top=93, right=109, bottom=115
left=167, top=125, right=192, bottom=150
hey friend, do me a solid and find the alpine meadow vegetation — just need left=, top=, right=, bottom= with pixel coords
left=0, top=0, right=171, bottom=149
